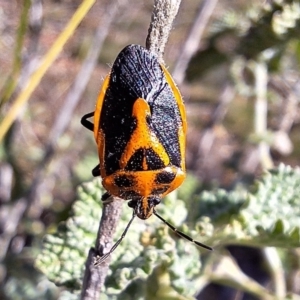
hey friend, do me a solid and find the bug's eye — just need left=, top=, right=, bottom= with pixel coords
left=150, top=197, right=161, bottom=206
left=128, top=200, right=137, bottom=208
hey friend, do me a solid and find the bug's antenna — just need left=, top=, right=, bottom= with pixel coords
left=153, top=210, right=213, bottom=251
left=94, top=212, right=136, bottom=266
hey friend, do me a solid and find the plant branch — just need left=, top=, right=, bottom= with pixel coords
left=82, top=0, right=184, bottom=298
left=146, top=0, right=181, bottom=63
left=262, top=247, right=286, bottom=298
left=254, top=60, right=273, bottom=169
left=81, top=197, right=123, bottom=299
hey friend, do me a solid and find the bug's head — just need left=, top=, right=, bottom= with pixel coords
left=128, top=196, right=161, bottom=220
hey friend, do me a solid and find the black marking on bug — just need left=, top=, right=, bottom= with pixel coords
left=120, top=190, right=141, bottom=199
left=155, top=171, right=176, bottom=184
left=114, top=174, right=135, bottom=188
left=98, top=45, right=183, bottom=176
left=124, top=148, right=166, bottom=171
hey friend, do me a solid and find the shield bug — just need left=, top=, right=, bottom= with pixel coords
left=81, top=45, right=212, bottom=263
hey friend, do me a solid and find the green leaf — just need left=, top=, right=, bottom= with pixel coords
left=35, top=180, right=103, bottom=291
left=36, top=164, right=300, bottom=297
left=36, top=179, right=206, bottom=298
left=192, top=164, right=300, bottom=248
left=239, top=164, right=300, bottom=247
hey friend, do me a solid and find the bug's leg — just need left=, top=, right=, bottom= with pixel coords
left=81, top=112, right=94, bottom=131
left=101, top=192, right=111, bottom=202
left=101, top=192, right=113, bottom=205
left=92, top=164, right=100, bottom=177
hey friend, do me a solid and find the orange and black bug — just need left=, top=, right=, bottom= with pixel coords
left=81, top=45, right=212, bottom=262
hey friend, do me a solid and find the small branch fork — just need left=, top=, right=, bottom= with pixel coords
left=80, top=0, right=182, bottom=299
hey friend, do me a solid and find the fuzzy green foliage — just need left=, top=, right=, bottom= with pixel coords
left=186, top=0, right=300, bottom=81
left=35, top=180, right=203, bottom=299
left=239, top=164, right=300, bottom=246
left=189, top=164, right=300, bottom=249
left=238, top=0, right=300, bottom=58
left=35, top=180, right=103, bottom=292
left=36, top=164, right=300, bottom=298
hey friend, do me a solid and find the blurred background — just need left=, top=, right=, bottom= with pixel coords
left=0, top=0, right=300, bottom=299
